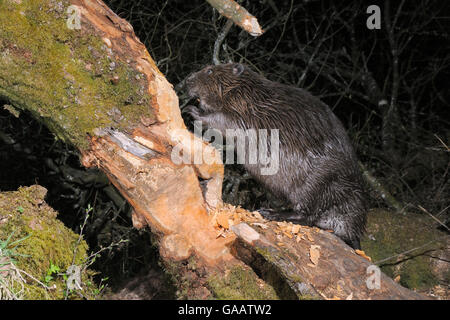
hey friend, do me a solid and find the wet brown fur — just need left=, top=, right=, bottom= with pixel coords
left=185, top=63, right=367, bottom=249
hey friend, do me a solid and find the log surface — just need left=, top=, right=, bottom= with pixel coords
left=230, top=219, right=428, bottom=299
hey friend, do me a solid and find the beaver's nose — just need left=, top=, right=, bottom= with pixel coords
left=185, top=73, right=195, bottom=86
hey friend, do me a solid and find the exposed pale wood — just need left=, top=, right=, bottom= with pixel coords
left=206, top=0, right=263, bottom=36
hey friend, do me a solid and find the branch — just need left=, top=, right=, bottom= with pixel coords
left=359, top=162, right=405, bottom=214
left=213, top=19, right=233, bottom=65
left=205, top=0, right=263, bottom=36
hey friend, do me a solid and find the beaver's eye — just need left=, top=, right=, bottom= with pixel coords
left=206, top=68, right=213, bottom=75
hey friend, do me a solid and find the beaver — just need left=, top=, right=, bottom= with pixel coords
left=184, top=63, right=367, bottom=249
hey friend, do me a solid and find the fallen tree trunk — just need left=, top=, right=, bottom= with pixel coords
left=230, top=219, right=426, bottom=299
left=0, top=0, right=427, bottom=299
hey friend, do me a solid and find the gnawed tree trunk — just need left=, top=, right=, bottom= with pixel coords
left=0, top=0, right=427, bottom=299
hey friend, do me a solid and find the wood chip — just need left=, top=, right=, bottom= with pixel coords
left=309, top=245, right=321, bottom=265
left=292, top=224, right=301, bottom=234
left=216, top=212, right=230, bottom=229
left=236, top=207, right=246, bottom=214
left=216, top=230, right=227, bottom=238
left=305, top=230, right=314, bottom=242
left=283, top=231, right=293, bottom=239
left=251, top=211, right=263, bottom=219
left=251, top=222, right=268, bottom=229
left=355, top=249, right=372, bottom=262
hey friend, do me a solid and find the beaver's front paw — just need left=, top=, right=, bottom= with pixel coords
left=183, top=105, right=202, bottom=120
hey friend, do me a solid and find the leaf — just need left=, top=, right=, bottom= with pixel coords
left=44, top=275, right=53, bottom=284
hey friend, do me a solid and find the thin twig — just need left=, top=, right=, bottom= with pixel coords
left=213, top=19, right=233, bottom=65
left=418, top=205, right=450, bottom=232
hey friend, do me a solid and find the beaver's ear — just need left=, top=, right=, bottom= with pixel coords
left=232, top=63, right=244, bottom=75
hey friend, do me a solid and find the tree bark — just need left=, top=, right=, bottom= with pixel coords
left=0, top=0, right=427, bottom=299
left=231, top=221, right=426, bottom=299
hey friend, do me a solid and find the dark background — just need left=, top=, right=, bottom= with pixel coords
left=102, top=0, right=449, bottom=215
left=0, top=0, right=448, bottom=296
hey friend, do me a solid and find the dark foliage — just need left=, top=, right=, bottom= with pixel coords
left=104, top=0, right=449, bottom=221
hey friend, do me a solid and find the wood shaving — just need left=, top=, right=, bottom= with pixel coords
left=355, top=249, right=372, bottom=262
left=309, top=245, right=321, bottom=265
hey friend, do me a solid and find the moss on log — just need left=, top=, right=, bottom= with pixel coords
left=0, top=0, right=154, bottom=150
left=0, top=185, right=98, bottom=299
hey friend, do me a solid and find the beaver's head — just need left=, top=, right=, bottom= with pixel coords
left=185, top=63, right=248, bottom=101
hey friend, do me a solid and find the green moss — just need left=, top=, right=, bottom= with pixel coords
left=0, top=0, right=154, bottom=150
left=207, top=266, right=279, bottom=300
left=361, top=209, right=446, bottom=290
left=0, top=185, right=100, bottom=299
